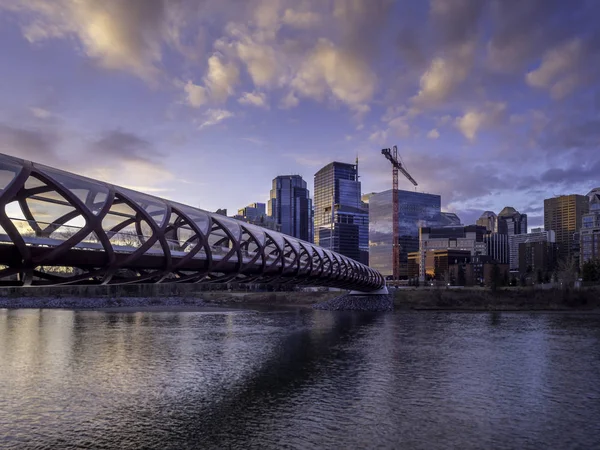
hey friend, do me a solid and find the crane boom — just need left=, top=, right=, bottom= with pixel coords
left=381, top=147, right=418, bottom=186
left=381, top=145, right=418, bottom=282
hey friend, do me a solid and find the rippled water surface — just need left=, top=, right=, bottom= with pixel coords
left=1, top=308, right=599, bottom=449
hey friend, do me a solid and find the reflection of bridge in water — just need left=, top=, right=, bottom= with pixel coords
left=0, top=154, right=384, bottom=291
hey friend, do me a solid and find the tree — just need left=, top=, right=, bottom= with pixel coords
left=457, top=265, right=466, bottom=286
left=490, top=263, right=501, bottom=292
left=557, top=258, right=578, bottom=289
left=582, top=259, right=600, bottom=282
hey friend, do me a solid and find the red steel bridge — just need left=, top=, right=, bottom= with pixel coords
left=0, top=154, right=384, bottom=291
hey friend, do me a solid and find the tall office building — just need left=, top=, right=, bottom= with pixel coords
left=369, top=189, right=441, bottom=277
left=580, top=188, right=600, bottom=267
left=314, top=162, right=368, bottom=264
left=477, top=211, right=498, bottom=233
left=268, top=175, right=312, bottom=241
left=544, top=194, right=589, bottom=263
left=484, top=232, right=509, bottom=265
left=498, top=207, right=527, bottom=235
left=496, top=207, right=527, bottom=269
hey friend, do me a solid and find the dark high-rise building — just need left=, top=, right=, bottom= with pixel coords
left=268, top=175, right=312, bottom=242
left=498, top=207, right=528, bottom=235
left=497, top=206, right=528, bottom=269
left=314, top=162, right=368, bottom=263
left=477, top=211, right=498, bottom=233
left=580, top=188, right=600, bottom=267
left=484, top=232, right=509, bottom=265
left=439, top=211, right=462, bottom=226
left=544, top=194, right=589, bottom=263
left=369, top=189, right=441, bottom=277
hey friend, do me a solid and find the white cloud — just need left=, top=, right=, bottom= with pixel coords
left=455, top=102, right=506, bottom=140
left=456, top=111, right=486, bottom=140
left=183, top=53, right=240, bottom=107
left=238, top=91, right=268, bottom=108
left=388, top=117, right=410, bottom=138
left=292, top=39, right=377, bottom=109
left=526, top=39, right=584, bottom=99
left=29, top=107, right=52, bottom=119
left=412, top=41, right=475, bottom=107
left=427, top=129, right=440, bottom=139
left=184, top=81, right=208, bottom=108
left=369, top=129, right=388, bottom=144
left=4, top=0, right=178, bottom=83
left=282, top=9, right=320, bottom=28
left=280, top=91, right=299, bottom=109
left=199, top=109, right=234, bottom=129
left=235, top=39, right=278, bottom=87
left=204, top=54, right=240, bottom=102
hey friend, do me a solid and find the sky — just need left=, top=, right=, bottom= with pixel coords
left=0, top=0, right=599, bottom=229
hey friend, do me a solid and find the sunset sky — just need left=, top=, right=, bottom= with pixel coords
left=0, top=0, right=599, bottom=228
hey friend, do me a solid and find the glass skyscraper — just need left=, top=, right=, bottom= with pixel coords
left=268, top=175, right=312, bottom=241
left=314, top=162, right=368, bottom=264
left=369, top=189, right=441, bottom=277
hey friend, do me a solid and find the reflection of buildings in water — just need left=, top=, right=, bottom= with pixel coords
left=0, top=310, right=75, bottom=389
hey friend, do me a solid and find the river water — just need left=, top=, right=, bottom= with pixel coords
left=1, top=307, right=599, bottom=449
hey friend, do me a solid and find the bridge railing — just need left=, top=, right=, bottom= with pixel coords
left=1, top=217, right=262, bottom=261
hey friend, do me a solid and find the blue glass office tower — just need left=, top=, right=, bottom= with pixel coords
left=268, top=175, right=312, bottom=241
left=369, top=189, right=441, bottom=277
left=314, top=162, right=368, bottom=264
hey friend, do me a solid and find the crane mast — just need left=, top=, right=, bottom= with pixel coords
left=381, top=145, right=418, bottom=282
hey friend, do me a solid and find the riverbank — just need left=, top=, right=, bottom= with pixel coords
left=394, top=286, right=600, bottom=311
left=0, top=290, right=341, bottom=310
left=1, top=285, right=599, bottom=311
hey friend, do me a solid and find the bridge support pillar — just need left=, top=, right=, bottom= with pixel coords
left=348, top=282, right=389, bottom=296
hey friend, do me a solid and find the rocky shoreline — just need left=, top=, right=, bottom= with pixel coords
left=0, top=296, right=209, bottom=310
left=313, top=293, right=393, bottom=312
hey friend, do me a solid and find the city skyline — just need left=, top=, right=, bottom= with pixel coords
left=0, top=1, right=599, bottom=228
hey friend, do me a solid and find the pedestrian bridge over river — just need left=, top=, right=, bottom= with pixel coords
left=0, top=154, right=384, bottom=291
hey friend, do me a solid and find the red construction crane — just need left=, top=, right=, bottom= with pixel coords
left=381, top=146, right=418, bottom=282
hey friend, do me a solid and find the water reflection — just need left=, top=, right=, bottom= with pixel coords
left=1, top=309, right=599, bottom=449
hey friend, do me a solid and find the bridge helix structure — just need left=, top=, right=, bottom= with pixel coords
left=0, top=154, right=385, bottom=291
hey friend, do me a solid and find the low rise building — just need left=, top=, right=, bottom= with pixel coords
left=518, top=241, right=558, bottom=277
left=509, top=230, right=556, bottom=271
left=417, top=225, right=487, bottom=281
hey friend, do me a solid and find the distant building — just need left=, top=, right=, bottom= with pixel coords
left=439, top=211, right=462, bottom=226
left=498, top=206, right=527, bottom=235
left=369, top=189, right=441, bottom=277
left=237, top=202, right=266, bottom=221
left=484, top=232, right=509, bottom=265
left=477, top=211, right=498, bottom=233
left=314, top=162, right=368, bottom=263
left=417, top=225, right=487, bottom=281
left=508, top=230, right=556, bottom=271
left=495, top=206, right=528, bottom=269
left=518, top=240, right=558, bottom=277
left=215, top=208, right=227, bottom=216
left=544, top=194, right=589, bottom=263
left=580, top=188, right=600, bottom=267
left=234, top=203, right=280, bottom=232
left=268, top=175, right=312, bottom=241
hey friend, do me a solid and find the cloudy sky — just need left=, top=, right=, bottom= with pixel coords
left=1, top=0, right=599, bottom=228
